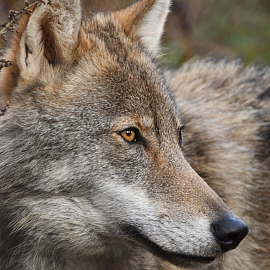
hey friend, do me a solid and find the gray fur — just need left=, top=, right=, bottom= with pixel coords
left=170, top=58, right=270, bottom=269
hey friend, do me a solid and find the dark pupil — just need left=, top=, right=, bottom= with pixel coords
left=126, top=130, right=132, bottom=136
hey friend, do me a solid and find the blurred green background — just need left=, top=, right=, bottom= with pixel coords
left=1, top=0, right=270, bottom=68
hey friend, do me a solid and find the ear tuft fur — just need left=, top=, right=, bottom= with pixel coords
left=137, top=0, right=171, bottom=54
left=0, top=0, right=82, bottom=106
left=114, top=0, right=171, bottom=55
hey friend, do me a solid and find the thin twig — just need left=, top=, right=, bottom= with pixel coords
left=0, top=0, right=46, bottom=37
left=0, top=101, right=9, bottom=117
left=0, top=59, right=13, bottom=70
left=0, top=0, right=50, bottom=72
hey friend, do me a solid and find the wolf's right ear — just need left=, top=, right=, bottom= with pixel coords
left=114, top=0, right=171, bottom=55
left=18, top=0, right=81, bottom=78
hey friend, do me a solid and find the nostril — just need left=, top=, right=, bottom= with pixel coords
left=215, top=229, right=239, bottom=243
left=212, top=216, right=249, bottom=252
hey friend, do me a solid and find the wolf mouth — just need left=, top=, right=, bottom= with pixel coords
left=122, top=225, right=216, bottom=267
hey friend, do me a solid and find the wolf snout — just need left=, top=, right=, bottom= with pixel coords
left=212, top=216, right=248, bottom=252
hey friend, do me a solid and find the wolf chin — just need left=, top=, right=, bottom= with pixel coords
left=0, top=0, right=267, bottom=269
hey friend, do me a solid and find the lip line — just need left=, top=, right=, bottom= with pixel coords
left=121, top=224, right=216, bottom=266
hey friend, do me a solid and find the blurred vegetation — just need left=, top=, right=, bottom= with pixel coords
left=1, top=0, right=270, bottom=68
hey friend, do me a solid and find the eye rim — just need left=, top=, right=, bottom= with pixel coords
left=179, top=125, right=185, bottom=147
left=118, top=127, right=145, bottom=145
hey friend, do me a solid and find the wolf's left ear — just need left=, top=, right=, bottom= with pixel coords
left=114, top=0, right=171, bottom=54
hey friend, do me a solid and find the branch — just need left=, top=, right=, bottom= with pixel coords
left=0, top=59, right=13, bottom=72
left=0, top=1, right=42, bottom=36
left=0, top=0, right=51, bottom=72
left=0, top=101, right=9, bottom=117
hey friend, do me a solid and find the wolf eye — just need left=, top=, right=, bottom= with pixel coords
left=179, top=126, right=185, bottom=146
left=120, top=128, right=137, bottom=143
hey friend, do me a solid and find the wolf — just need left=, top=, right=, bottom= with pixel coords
left=0, top=0, right=256, bottom=269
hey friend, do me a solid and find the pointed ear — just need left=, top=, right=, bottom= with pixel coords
left=18, top=0, right=81, bottom=78
left=114, top=0, right=171, bottom=54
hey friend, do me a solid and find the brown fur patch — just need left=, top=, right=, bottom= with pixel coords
left=114, top=0, right=156, bottom=34
left=0, top=13, right=31, bottom=105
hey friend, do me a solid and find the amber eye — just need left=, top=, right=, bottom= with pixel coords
left=120, top=129, right=137, bottom=142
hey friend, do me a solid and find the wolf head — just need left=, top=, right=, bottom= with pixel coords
left=0, top=0, right=248, bottom=269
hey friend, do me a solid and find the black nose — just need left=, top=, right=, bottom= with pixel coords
left=212, top=216, right=248, bottom=252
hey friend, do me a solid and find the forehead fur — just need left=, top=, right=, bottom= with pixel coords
left=79, top=13, right=160, bottom=84
left=67, top=13, right=180, bottom=119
